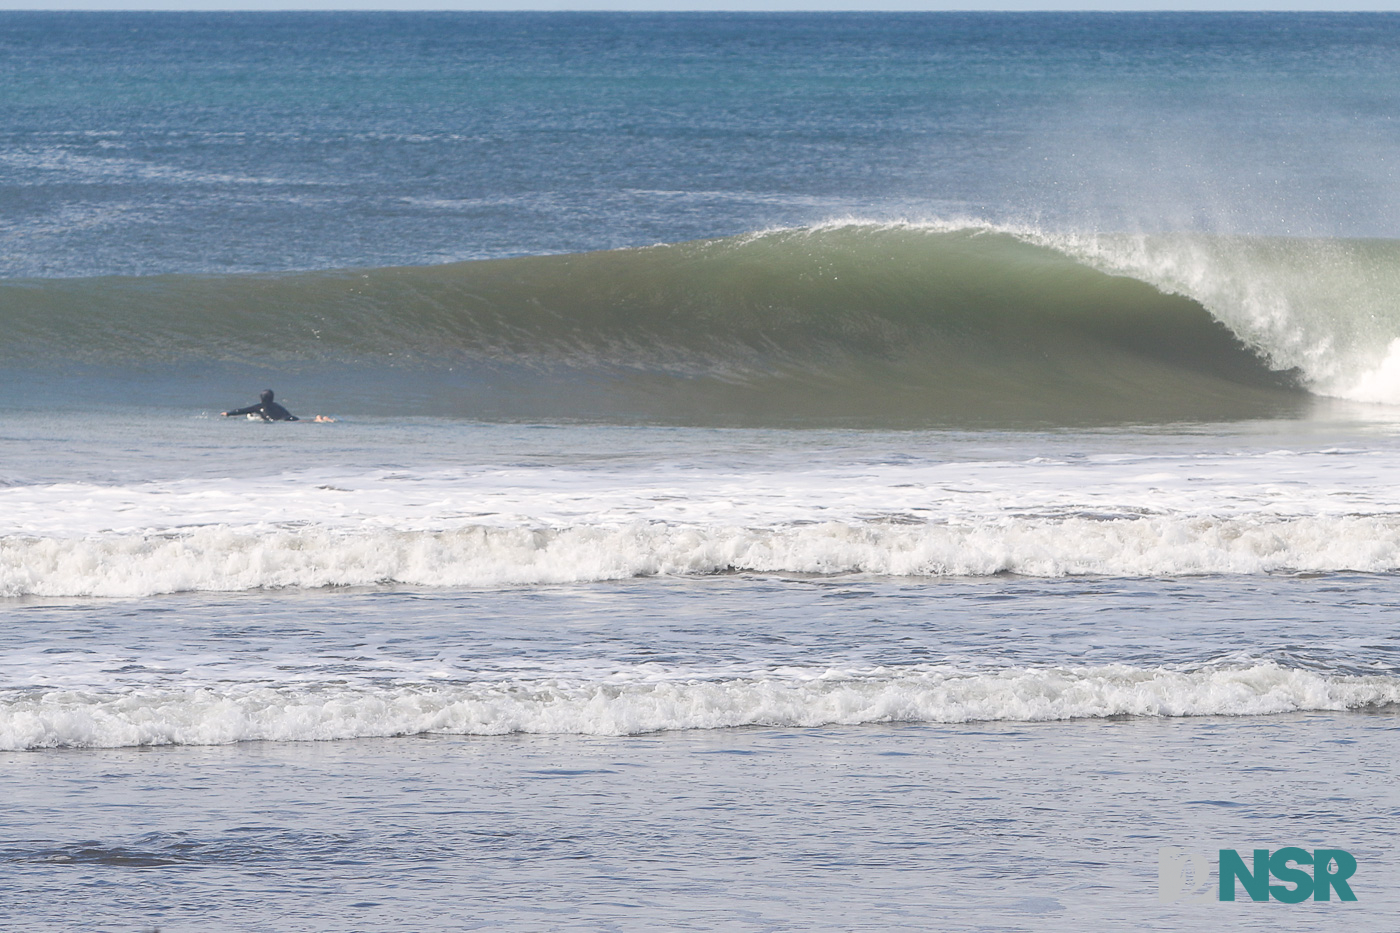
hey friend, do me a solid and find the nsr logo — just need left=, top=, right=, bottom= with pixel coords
left=1158, top=847, right=1358, bottom=904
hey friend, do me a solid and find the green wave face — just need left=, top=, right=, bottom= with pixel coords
left=0, top=225, right=1311, bottom=426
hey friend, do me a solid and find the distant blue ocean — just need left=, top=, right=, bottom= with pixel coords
left=3, top=13, right=1400, bottom=931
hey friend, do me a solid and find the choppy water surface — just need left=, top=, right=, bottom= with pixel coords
left=3, top=575, right=1399, bottom=931
left=4, top=416, right=1400, bottom=929
left=3, top=714, right=1398, bottom=933
left=5, top=573, right=1400, bottom=748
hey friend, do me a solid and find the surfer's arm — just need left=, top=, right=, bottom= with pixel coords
left=222, top=405, right=261, bottom=417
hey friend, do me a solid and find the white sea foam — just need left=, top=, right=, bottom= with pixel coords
left=5, top=442, right=1400, bottom=596
left=2, top=662, right=1394, bottom=750
left=5, top=514, right=1400, bottom=597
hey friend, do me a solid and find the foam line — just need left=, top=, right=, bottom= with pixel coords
left=4, top=661, right=1395, bottom=749
left=6, top=516, right=1400, bottom=597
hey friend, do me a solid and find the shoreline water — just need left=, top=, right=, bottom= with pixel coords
left=4, top=714, right=1397, bottom=931
left=4, top=572, right=1400, bottom=750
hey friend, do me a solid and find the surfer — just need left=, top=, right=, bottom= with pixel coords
left=221, top=389, right=299, bottom=422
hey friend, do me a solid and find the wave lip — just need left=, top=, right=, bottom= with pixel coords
left=1044, top=228, right=1400, bottom=407
left=3, top=662, right=1394, bottom=750
left=7, top=516, right=1400, bottom=598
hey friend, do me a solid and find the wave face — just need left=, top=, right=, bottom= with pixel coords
left=0, top=223, right=1328, bottom=426
left=4, top=661, right=1396, bottom=750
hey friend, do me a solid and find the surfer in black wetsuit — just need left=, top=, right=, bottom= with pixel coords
left=222, top=389, right=299, bottom=422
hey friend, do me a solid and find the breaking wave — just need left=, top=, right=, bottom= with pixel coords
left=4, top=661, right=1396, bottom=749
left=13, top=221, right=1390, bottom=425
left=8, top=516, right=1400, bottom=598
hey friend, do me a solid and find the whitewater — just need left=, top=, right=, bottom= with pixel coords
left=8, top=662, right=1399, bottom=751
left=10, top=436, right=1400, bottom=597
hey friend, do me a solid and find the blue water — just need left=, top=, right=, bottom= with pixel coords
left=5, top=12, right=1400, bottom=931
left=5, top=12, right=1400, bottom=278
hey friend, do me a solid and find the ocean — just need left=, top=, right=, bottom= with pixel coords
left=3, top=11, right=1400, bottom=931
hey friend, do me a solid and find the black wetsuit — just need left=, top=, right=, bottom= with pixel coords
left=224, top=390, right=299, bottom=422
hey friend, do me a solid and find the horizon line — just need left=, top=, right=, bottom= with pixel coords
left=3, top=6, right=1400, bottom=11
left=5, top=3, right=1400, bottom=12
